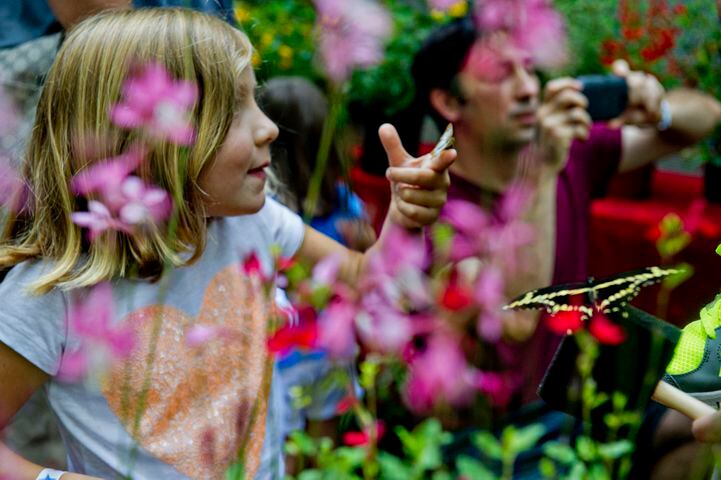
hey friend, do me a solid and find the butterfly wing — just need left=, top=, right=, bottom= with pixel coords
left=591, top=266, right=678, bottom=313
left=505, top=280, right=595, bottom=318
left=505, top=266, right=678, bottom=318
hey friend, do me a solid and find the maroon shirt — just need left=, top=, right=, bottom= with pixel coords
left=447, top=124, right=623, bottom=404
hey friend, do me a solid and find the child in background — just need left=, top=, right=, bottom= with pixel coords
left=0, top=8, right=455, bottom=480
left=259, top=76, right=368, bottom=454
left=260, top=76, right=375, bottom=251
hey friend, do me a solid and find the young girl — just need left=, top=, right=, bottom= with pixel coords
left=0, top=7, right=455, bottom=480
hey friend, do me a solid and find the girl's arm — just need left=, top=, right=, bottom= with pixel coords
left=296, top=123, right=456, bottom=284
left=0, top=343, right=101, bottom=480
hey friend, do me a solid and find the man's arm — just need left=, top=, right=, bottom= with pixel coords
left=47, top=0, right=132, bottom=30
left=620, top=88, right=721, bottom=172
left=610, top=58, right=721, bottom=172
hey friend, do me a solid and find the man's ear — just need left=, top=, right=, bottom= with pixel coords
left=429, top=87, right=463, bottom=123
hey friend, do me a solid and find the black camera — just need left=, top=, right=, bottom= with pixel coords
left=577, top=75, right=628, bottom=121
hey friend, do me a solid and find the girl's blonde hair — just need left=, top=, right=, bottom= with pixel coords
left=0, top=7, right=254, bottom=293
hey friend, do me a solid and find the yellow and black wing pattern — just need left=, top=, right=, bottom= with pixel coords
left=504, top=266, right=677, bottom=319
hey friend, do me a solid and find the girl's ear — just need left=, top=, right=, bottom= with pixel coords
left=429, top=87, right=463, bottom=123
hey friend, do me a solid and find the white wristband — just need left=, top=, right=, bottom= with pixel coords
left=36, top=469, right=66, bottom=480
left=657, top=99, right=672, bottom=131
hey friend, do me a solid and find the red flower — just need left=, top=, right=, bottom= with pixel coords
left=546, top=310, right=584, bottom=335
left=242, top=252, right=263, bottom=277
left=439, top=281, right=474, bottom=311
left=276, top=256, right=296, bottom=271
left=672, top=4, right=687, bottom=15
left=343, top=421, right=385, bottom=447
left=267, top=310, right=318, bottom=354
left=335, top=394, right=358, bottom=414
left=589, top=312, right=626, bottom=345
left=622, top=27, right=643, bottom=41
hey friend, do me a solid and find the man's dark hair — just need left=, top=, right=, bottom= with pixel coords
left=404, top=16, right=478, bottom=152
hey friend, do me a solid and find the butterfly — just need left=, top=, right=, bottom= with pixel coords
left=504, top=266, right=678, bottom=320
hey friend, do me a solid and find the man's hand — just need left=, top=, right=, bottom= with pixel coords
left=536, top=78, right=592, bottom=173
left=380, top=124, right=456, bottom=229
left=610, top=59, right=666, bottom=128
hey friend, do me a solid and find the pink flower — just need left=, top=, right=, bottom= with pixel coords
left=317, top=297, right=359, bottom=359
left=313, top=0, right=392, bottom=84
left=185, top=325, right=237, bottom=348
left=312, top=252, right=342, bottom=286
left=110, top=62, right=198, bottom=145
left=59, top=283, right=135, bottom=381
left=342, top=421, right=385, bottom=447
left=71, top=200, right=133, bottom=240
left=441, top=199, right=490, bottom=237
left=475, top=266, right=505, bottom=341
left=356, top=291, right=415, bottom=354
left=474, top=0, right=568, bottom=70
left=117, top=176, right=171, bottom=225
left=464, top=40, right=508, bottom=83
left=404, top=333, right=475, bottom=413
left=368, top=225, right=427, bottom=278
left=473, top=370, right=512, bottom=406
left=70, top=147, right=145, bottom=199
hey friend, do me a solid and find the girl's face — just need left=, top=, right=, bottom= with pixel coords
left=199, top=70, right=278, bottom=217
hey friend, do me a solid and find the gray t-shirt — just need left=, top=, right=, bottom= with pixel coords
left=0, top=197, right=304, bottom=479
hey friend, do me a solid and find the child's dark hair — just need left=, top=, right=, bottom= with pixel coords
left=259, top=76, right=341, bottom=217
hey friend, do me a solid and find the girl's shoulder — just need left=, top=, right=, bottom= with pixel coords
left=219, top=196, right=305, bottom=258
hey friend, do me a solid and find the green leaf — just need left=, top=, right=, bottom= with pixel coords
left=297, top=471, right=323, bottom=480
left=334, top=447, right=367, bottom=469
left=431, top=223, right=455, bottom=253
left=359, top=357, right=380, bottom=390
left=507, top=424, right=546, bottom=454
left=597, top=440, right=634, bottom=460
left=431, top=471, right=453, bottom=480
left=472, top=431, right=503, bottom=460
left=288, top=430, right=318, bottom=457
left=542, top=441, right=577, bottom=465
left=576, top=436, right=597, bottom=462
left=456, top=455, right=496, bottom=479
left=567, top=462, right=587, bottom=480
left=378, top=452, right=412, bottom=480
left=662, top=263, right=694, bottom=290
left=539, top=457, right=557, bottom=478
left=225, top=462, right=246, bottom=480
left=587, top=462, right=612, bottom=480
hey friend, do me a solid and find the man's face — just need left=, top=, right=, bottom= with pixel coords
left=455, top=36, right=541, bottom=151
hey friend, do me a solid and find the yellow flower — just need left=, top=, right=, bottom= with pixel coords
left=234, top=5, right=251, bottom=23
left=449, top=0, right=469, bottom=18
left=278, top=45, right=293, bottom=70
left=261, top=32, right=274, bottom=48
left=252, top=51, right=261, bottom=68
left=431, top=0, right=468, bottom=21
left=278, top=45, right=293, bottom=59
left=430, top=9, right=445, bottom=21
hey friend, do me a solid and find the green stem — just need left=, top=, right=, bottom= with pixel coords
left=124, top=148, right=188, bottom=474
left=303, top=87, right=343, bottom=222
